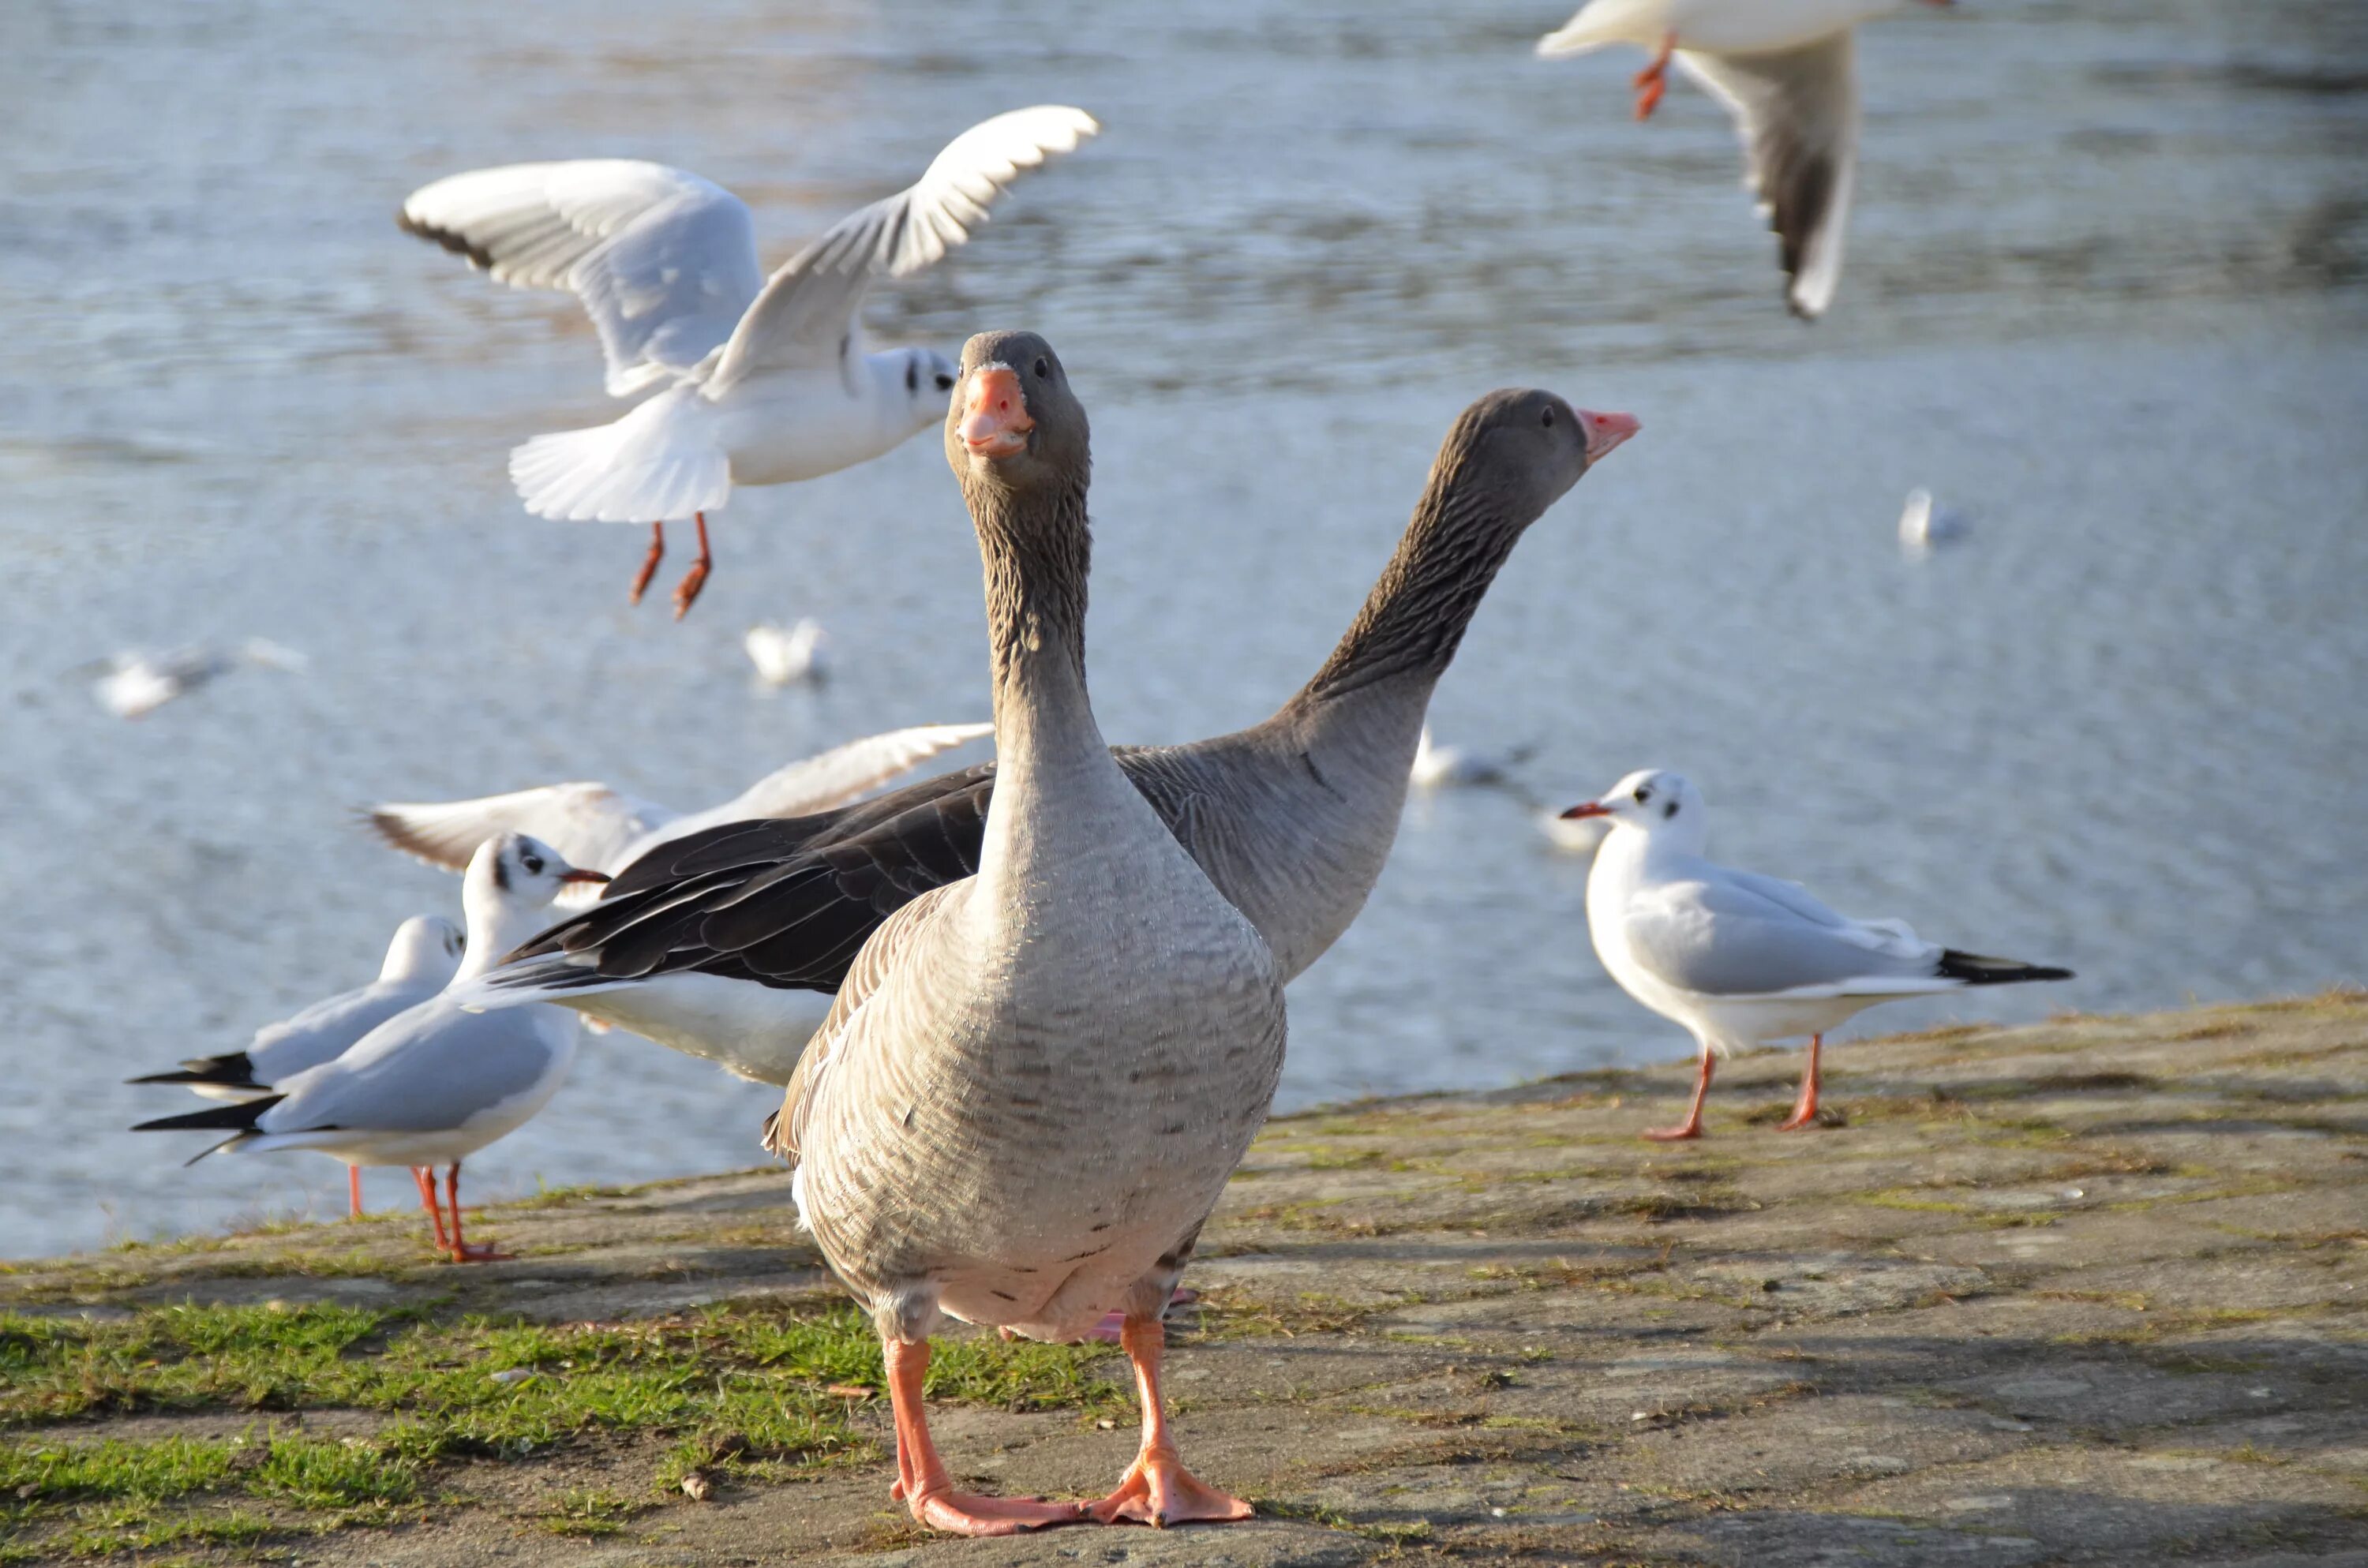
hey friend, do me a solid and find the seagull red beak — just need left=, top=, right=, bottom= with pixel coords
left=1558, top=800, right=1613, bottom=820
left=560, top=868, right=611, bottom=885
left=1576, top=410, right=1639, bottom=464
left=961, top=365, right=1033, bottom=459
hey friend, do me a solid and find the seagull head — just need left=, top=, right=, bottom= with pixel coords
left=382, top=915, right=466, bottom=982
left=1560, top=769, right=1707, bottom=848
left=467, top=833, right=609, bottom=913
left=897, top=346, right=960, bottom=432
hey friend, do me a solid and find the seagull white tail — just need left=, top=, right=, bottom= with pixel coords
left=508, top=385, right=732, bottom=523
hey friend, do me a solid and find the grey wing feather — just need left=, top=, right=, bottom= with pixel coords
left=245, top=979, right=442, bottom=1083
left=264, top=1000, right=562, bottom=1133
left=1621, top=869, right=1939, bottom=997
left=399, top=160, right=766, bottom=395
left=1677, top=32, right=1858, bottom=318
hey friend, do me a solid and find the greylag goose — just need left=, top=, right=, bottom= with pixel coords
left=1537, top=0, right=1953, bottom=319
left=133, top=834, right=606, bottom=1261
left=365, top=721, right=990, bottom=908
left=774, top=331, right=1287, bottom=1534
left=459, top=390, right=1636, bottom=1081
left=399, top=108, right=1097, bottom=616
left=1561, top=770, right=2071, bottom=1139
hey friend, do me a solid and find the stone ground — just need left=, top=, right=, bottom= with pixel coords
left=6, top=993, right=2367, bottom=1566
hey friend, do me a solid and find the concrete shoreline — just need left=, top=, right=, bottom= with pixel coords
left=5, top=991, right=2365, bottom=1565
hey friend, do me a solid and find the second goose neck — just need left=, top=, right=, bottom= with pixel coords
left=970, top=474, right=1101, bottom=773
left=1287, top=476, right=1522, bottom=713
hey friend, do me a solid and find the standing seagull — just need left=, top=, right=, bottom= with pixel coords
left=1561, top=769, right=2070, bottom=1140
left=1537, top=0, right=1951, bottom=318
left=399, top=107, right=1098, bottom=616
left=127, top=915, right=465, bottom=1219
left=131, top=835, right=607, bottom=1260
left=773, top=332, right=1287, bottom=1535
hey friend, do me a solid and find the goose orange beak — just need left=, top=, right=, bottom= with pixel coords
left=1577, top=410, right=1639, bottom=464
left=1558, top=800, right=1613, bottom=820
left=961, top=365, right=1033, bottom=458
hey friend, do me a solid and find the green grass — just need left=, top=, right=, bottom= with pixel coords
left=0, top=1297, right=1124, bottom=1559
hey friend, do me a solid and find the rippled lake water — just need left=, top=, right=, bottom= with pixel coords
left=2, top=0, right=2363, bottom=1256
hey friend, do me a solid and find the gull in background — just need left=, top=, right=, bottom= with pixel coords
left=128, top=915, right=466, bottom=1214
left=366, top=720, right=991, bottom=908
left=745, top=616, right=829, bottom=687
left=1562, top=769, right=2070, bottom=1140
left=399, top=107, right=1100, bottom=616
left=84, top=639, right=308, bottom=720
left=132, top=835, right=607, bottom=1262
left=1897, top=486, right=1972, bottom=555
left=1538, top=0, right=1954, bottom=318
left=1410, top=724, right=1532, bottom=791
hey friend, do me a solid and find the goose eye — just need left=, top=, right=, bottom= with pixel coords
left=1541, top=406, right=1555, bottom=428
left=1032, top=356, right=1049, bottom=379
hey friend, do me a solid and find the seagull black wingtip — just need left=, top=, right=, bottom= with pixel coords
left=129, top=1095, right=284, bottom=1135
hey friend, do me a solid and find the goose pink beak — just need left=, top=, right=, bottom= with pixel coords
left=961, top=365, right=1034, bottom=458
left=1558, top=800, right=1613, bottom=820
left=1577, top=410, right=1639, bottom=464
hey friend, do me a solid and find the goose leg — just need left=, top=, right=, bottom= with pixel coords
left=1634, top=32, right=1674, bottom=120
left=347, top=1166, right=364, bottom=1220
left=670, top=511, right=713, bottom=619
left=411, top=1166, right=451, bottom=1253
left=1777, top=1035, right=1824, bottom=1132
left=1088, top=1287, right=1199, bottom=1344
left=442, top=1162, right=510, bottom=1263
left=885, top=1338, right=1081, bottom=1535
left=1643, top=1047, right=1714, bottom=1141
left=627, top=522, right=666, bottom=606
left=1088, top=1315, right=1253, bottom=1527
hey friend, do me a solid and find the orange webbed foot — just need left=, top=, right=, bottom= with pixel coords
left=903, top=1487, right=1082, bottom=1536
left=1640, top=1122, right=1703, bottom=1142
left=1089, top=1450, right=1253, bottom=1529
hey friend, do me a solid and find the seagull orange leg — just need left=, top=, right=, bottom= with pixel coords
left=1634, top=32, right=1674, bottom=120
left=885, top=1338, right=1081, bottom=1535
left=670, top=511, right=713, bottom=619
left=1089, top=1315, right=1253, bottom=1528
left=1643, top=1049, right=1714, bottom=1141
left=627, top=522, right=666, bottom=606
left=347, top=1166, right=364, bottom=1220
left=443, top=1162, right=510, bottom=1263
left=1777, top=1035, right=1824, bottom=1131
left=411, top=1166, right=451, bottom=1253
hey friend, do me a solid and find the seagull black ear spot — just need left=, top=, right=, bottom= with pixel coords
left=1664, top=801, right=1679, bottom=819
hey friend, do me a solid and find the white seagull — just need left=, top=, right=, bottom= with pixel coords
left=744, top=616, right=829, bottom=687
left=365, top=720, right=991, bottom=907
left=85, top=639, right=308, bottom=720
left=1897, top=486, right=1972, bottom=555
left=399, top=106, right=1100, bottom=616
left=132, top=834, right=608, bottom=1261
left=1537, top=0, right=1953, bottom=318
left=127, top=915, right=465, bottom=1217
left=1410, top=724, right=1531, bottom=790
left=1561, top=769, right=2070, bottom=1140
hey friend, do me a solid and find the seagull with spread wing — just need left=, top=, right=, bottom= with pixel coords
left=399, top=107, right=1100, bottom=615
left=1537, top=1, right=1950, bottom=319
